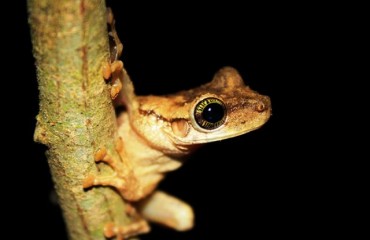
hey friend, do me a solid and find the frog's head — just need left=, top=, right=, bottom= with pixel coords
left=123, top=67, right=271, bottom=153
left=167, top=67, right=271, bottom=145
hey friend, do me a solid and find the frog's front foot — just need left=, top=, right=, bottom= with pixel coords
left=83, top=138, right=140, bottom=200
left=104, top=204, right=150, bottom=240
left=83, top=139, right=149, bottom=238
left=82, top=145, right=125, bottom=191
left=102, top=60, right=124, bottom=100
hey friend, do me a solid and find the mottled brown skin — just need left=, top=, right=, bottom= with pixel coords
left=83, top=9, right=271, bottom=240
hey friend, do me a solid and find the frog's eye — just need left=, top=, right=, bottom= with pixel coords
left=193, top=97, right=227, bottom=130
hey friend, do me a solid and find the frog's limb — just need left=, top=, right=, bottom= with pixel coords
left=83, top=145, right=125, bottom=189
left=120, top=70, right=139, bottom=114
left=137, top=191, right=194, bottom=231
left=104, top=204, right=150, bottom=240
left=83, top=139, right=150, bottom=238
left=83, top=138, right=142, bottom=201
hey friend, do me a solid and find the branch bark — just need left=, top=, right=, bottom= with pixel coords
left=28, top=1, right=133, bottom=239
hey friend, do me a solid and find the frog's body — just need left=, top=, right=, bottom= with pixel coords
left=117, top=66, right=271, bottom=201
left=83, top=8, right=271, bottom=240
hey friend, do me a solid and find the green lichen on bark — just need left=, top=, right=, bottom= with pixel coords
left=28, top=0, right=133, bottom=239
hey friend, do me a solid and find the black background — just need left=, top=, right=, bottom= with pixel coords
left=2, top=1, right=337, bottom=239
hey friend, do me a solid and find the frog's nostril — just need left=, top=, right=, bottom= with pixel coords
left=255, top=102, right=266, bottom=112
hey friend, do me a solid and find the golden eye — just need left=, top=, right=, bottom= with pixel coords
left=194, top=98, right=226, bottom=130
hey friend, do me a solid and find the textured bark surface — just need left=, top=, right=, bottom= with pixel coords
left=28, top=0, right=133, bottom=239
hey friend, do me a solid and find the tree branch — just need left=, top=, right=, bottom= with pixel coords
left=28, top=0, right=133, bottom=239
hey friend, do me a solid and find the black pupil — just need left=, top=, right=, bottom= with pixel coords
left=202, top=103, right=225, bottom=123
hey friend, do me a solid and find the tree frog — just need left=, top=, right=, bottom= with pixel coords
left=83, top=8, right=271, bottom=240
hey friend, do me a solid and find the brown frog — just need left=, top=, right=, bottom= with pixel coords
left=83, top=8, right=271, bottom=240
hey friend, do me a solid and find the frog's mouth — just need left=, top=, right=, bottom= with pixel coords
left=172, top=126, right=263, bottom=145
